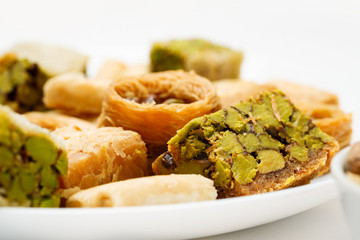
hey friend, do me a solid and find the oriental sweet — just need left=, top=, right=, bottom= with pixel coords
left=0, top=106, right=67, bottom=207
left=153, top=91, right=339, bottom=198
left=150, top=39, right=243, bottom=81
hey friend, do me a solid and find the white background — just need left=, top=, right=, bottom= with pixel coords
left=0, top=1, right=359, bottom=239
left=1, top=0, right=359, bottom=113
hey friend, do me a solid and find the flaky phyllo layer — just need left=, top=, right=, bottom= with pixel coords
left=153, top=90, right=339, bottom=198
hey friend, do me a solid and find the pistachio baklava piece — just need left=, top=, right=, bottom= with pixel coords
left=153, top=91, right=339, bottom=198
left=0, top=106, right=67, bottom=207
left=0, top=43, right=88, bottom=113
left=150, top=39, right=243, bottom=81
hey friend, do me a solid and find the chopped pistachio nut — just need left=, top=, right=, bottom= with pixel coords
left=153, top=90, right=334, bottom=191
left=0, top=106, right=67, bottom=207
left=150, top=39, right=243, bottom=81
left=0, top=53, right=50, bottom=113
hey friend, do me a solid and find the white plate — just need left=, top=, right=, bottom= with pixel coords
left=0, top=175, right=338, bottom=240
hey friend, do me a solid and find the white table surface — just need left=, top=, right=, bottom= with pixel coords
left=1, top=1, right=359, bottom=239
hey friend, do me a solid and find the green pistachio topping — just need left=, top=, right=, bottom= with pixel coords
left=153, top=90, right=335, bottom=190
left=0, top=106, right=68, bottom=207
left=150, top=39, right=243, bottom=81
left=0, top=54, right=50, bottom=113
left=25, top=136, right=58, bottom=164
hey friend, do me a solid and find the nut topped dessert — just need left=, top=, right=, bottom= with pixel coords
left=0, top=106, right=67, bottom=207
left=150, top=39, right=243, bottom=81
left=0, top=53, right=49, bottom=113
left=152, top=90, right=339, bottom=198
left=0, top=43, right=88, bottom=113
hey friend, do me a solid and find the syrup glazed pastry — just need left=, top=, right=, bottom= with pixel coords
left=0, top=53, right=50, bottom=113
left=268, top=80, right=339, bottom=106
left=11, top=42, right=88, bottom=77
left=43, top=73, right=108, bottom=115
left=94, top=60, right=148, bottom=82
left=43, top=61, right=148, bottom=116
left=303, top=103, right=352, bottom=149
left=53, top=127, right=149, bottom=194
left=0, top=43, right=88, bottom=113
left=66, top=174, right=217, bottom=207
left=0, top=106, right=67, bottom=207
left=99, top=70, right=222, bottom=148
left=25, top=111, right=95, bottom=132
left=213, top=80, right=276, bottom=107
left=150, top=39, right=243, bottom=81
left=152, top=91, right=339, bottom=198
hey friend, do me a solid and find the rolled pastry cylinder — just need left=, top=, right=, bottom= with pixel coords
left=43, top=73, right=108, bottom=115
left=43, top=62, right=148, bottom=116
left=98, top=70, right=222, bottom=147
left=66, top=174, right=217, bottom=207
left=0, top=106, right=67, bottom=207
left=53, top=127, right=149, bottom=193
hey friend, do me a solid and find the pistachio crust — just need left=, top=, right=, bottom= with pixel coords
left=0, top=106, right=67, bottom=207
left=0, top=53, right=49, bottom=113
left=150, top=39, right=243, bottom=81
left=153, top=91, right=339, bottom=197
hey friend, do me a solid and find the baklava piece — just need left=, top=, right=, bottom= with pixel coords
left=150, top=39, right=243, bottom=81
left=153, top=91, right=339, bottom=198
left=43, top=60, right=148, bottom=116
left=43, top=73, right=108, bottom=115
left=0, top=106, right=67, bottom=207
left=53, top=127, right=149, bottom=195
left=0, top=43, right=88, bottom=113
left=99, top=70, right=221, bottom=158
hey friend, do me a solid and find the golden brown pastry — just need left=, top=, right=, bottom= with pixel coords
left=43, top=61, right=148, bottom=116
left=94, top=60, right=128, bottom=81
left=95, top=60, right=148, bottom=81
left=66, top=174, right=217, bottom=207
left=268, top=80, right=339, bottom=106
left=53, top=127, right=149, bottom=194
left=99, top=70, right=222, bottom=148
left=303, top=104, right=352, bottom=149
left=213, top=80, right=276, bottom=107
left=43, top=73, right=108, bottom=115
left=25, top=111, right=95, bottom=131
